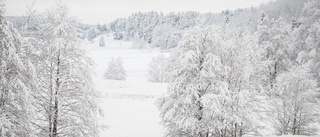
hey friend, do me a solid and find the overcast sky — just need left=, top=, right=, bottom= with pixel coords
left=5, top=0, right=272, bottom=24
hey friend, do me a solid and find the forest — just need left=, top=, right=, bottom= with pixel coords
left=1, top=0, right=320, bottom=137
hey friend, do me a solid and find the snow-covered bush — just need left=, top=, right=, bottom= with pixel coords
left=147, top=55, right=169, bottom=83
left=104, top=57, right=126, bottom=80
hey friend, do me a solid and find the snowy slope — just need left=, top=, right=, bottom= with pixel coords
left=83, top=35, right=167, bottom=137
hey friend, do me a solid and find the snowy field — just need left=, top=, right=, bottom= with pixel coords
left=83, top=35, right=168, bottom=137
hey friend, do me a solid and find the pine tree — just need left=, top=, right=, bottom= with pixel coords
left=0, top=1, right=35, bottom=136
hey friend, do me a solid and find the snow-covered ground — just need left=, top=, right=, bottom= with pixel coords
left=264, top=135, right=320, bottom=137
left=83, top=35, right=167, bottom=137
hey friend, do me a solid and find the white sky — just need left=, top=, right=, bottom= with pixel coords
left=5, top=0, right=272, bottom=24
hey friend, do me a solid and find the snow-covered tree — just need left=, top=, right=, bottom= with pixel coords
left=147, top=55, right=169, bottom=83
left=269, top=66, right=319, bottom=135
left=99, top=36, right=105, bottom=47
left=27, top=4, right=100, bottom=137
left=157, top=26, right=224, bottom=137
left=260, top=0, right=308, bottom=22
left=292, top=0, right=320, bottom=84
left=87, top=27, right=100, bottom=41
left=151, top=24, right=181, bottom=49
left=131, top=34, right=149, bottom=49
left=157, top=26, right=263, bottom=137
left=104, top=57, right=126, bottom=80
left=0, top=1, right=35, bottom=136
left=151, top=24, right=172, bottom=48
left=212, top=28, right=267, bottom=137
left=268, top=2, right=320, bottom=134
left=255, top=15, right=292, bottom=91
left=0, top=0, right=4, bottom=15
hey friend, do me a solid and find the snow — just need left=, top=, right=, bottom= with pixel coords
left=83, top=34, right=317, bottom=137
left=264, top=135, right=319, bottom=137
left=83, top=34, right=167, bottom=137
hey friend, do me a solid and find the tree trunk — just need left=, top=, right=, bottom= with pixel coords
left=292, top=113, right=297, bottom=135
left=274, top=62, right=277, bottom=80
left=238, top=122, right=243, bottom=137
left=49, top=62, right=53, bottom=137
left=0, top=89, right=6, bottom=137
left=197, top=99, right=203, bottom=137
left=234, top=123, right=237, bottom=137
left=269, top=61, right=278, bottom=90
left=53, top=51, right=61, bottom=137
left=52, top=98, right=59, bottom=137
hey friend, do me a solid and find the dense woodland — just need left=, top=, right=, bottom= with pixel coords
left=1, top=0, right=320, bottom=137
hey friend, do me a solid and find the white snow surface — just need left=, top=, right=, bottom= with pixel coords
left=264, top=135, right=320, bottom=137
left=83, top=35, right=168, bottom=137
left=83, top=35, right=317, bottom=137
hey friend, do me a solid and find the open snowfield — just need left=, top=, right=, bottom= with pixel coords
left=83, top=35, right=168, bottom=137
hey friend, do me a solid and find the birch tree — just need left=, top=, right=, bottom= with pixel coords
left=27, top=4, right=100, bottom=137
